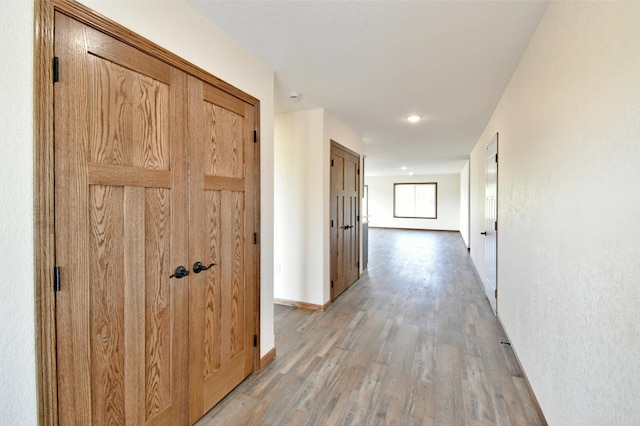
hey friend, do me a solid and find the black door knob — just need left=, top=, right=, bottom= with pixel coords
left=480, top=231, right=487, bottom=235
left=170, top=265, right=189, bottom=279
left=193, top=261, right=216, bottom=273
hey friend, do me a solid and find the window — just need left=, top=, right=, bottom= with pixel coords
left=394, top=182, right=437, bottom=219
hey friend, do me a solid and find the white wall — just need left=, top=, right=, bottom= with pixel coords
left=274, top=109, right=325, bottom=305
left=459, top=161, right=470, bottom=248
left=0, top=2, right=37, bottom=423
left=274, top=109, right=363, bottom=306
left=79, top=0, right=276, bottom=359
left=367, top=174, right=461, bottom=231
left=469, top=2, right=640, bottom=424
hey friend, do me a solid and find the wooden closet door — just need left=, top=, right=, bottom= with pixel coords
left=187, top=77, right=257, bottom=423
left=344, top=151, right=360, bottom=286
left=54, top=13, right=189, bottom=425
left=330, top=142, right=360, bottom=300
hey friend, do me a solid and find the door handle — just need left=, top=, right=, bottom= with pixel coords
left=193, top=261, right=216, bottom=273
left=170, top=265, right=189, bottom=279
left=480, top=231, right=487, bottom=235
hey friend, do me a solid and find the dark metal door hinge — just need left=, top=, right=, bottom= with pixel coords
left=357, top=261, right=360, bottom=268
left=254, top=232, right=258, bottom=245
left=331, top=220, right=334, bottom=228
left=54, top=267, right=61, bottom=292
left=253, top=334, right=257, bottom=347
left=495, top=288, right=498, bottom=298
left=331, top=280, right=334, bottom=288
left=253, top=130, right=257, bottom=143
left=357, top=215, right=360, bottom=221
left=495, top=153, right=498, bottom=163
left=53, top=57, right=59, bottom=83
left=331, top=159, right=334, bottom=167
left=357, top=169, right=360, bottom=175
left=494, top=221, right=498, bottom=231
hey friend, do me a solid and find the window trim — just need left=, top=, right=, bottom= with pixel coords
left=393, top=182, right=438, bottom=219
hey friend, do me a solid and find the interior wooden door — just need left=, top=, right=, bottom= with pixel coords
left=330, top=141, right=360, bottom=300
left=187, top=77, right=257, bottom=423
left=484, top=133, right=498, bottom=313
left=54, top=12, right=189, bottom=425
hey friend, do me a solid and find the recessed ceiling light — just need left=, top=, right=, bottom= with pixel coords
left=401, top=166, right=408, bottom=170
left=406, top=115, right=422, bottom=123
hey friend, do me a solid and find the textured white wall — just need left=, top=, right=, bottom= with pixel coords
left=78, top=0, right=277, bottom=356
left=367, top=174, right=461, bottom=231
left=274, top=109, right=363, bottom=306
left=274, top=109, right=325, bottom=305
left=470, top=2, right=640, bottom=423
left=0, top=2, right=37, bottom=423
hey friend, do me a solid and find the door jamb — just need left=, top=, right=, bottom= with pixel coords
left=34, top=0, right=57, bottom=423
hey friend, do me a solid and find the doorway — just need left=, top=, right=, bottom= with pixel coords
left=483, top=133, right=498, bottom=313
left=330, top=141, right=360, bottom=300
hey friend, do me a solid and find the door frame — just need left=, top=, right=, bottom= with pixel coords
left=33, top=1, right=261, bottom=422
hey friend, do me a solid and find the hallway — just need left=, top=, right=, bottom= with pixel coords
left=197, top=229, right=543, bottom=425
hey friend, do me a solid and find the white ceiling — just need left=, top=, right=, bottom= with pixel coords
left=187, top=0, right=549, bottom=176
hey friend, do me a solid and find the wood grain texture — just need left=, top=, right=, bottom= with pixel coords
left=86, top=25, right=171, bottom=84
left=203, top=84, right=247, bottom=116
left=88, top=52, right=169, bottom=170
left=220, top=190, right=234, bottom=366
left=53, top=13, right=190, bottom=424
left=204, top=176, right=245, bottom=192
left=203, top=190, right=222, bottom=378
left=188, top=75, right=257, bottom=423
left=89, top=185, right=125, bottom=424
left=230, top=192, right=245, bottom=357
left=124, top=186, right=145, bottom=425
left=144, top=187, right=172, bottom=419
left=52, top=0, right=259, bottom=107
left=54, top=13, right=93, bottom=424
left=204, top=101, right=244, bottom=179
left=34, top=0, right=58, bottom=423
left=38, top=2, right=261, bottom=423
left=197, top=229, right=545, bottom=425
left=88, top=163, right=171, bottom=188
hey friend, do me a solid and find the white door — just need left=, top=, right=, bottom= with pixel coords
left=484, top=133, right=498, bottom=313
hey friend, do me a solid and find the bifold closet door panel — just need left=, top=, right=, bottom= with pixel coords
left=54, top=12, right=190, bottom=425
left=187, top=76, right=257, bottom=423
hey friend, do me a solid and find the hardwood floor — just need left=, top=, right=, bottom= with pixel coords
left=196, top=229, right=543, bottom=425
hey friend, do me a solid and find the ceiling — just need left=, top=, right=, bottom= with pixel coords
left=187, top=0, right=549, bottom=177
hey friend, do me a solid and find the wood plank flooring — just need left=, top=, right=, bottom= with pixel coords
left=196, top=229, right=543, bottom=425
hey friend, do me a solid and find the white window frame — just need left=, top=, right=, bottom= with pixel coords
left=393, top=182, right=437, bottom=219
